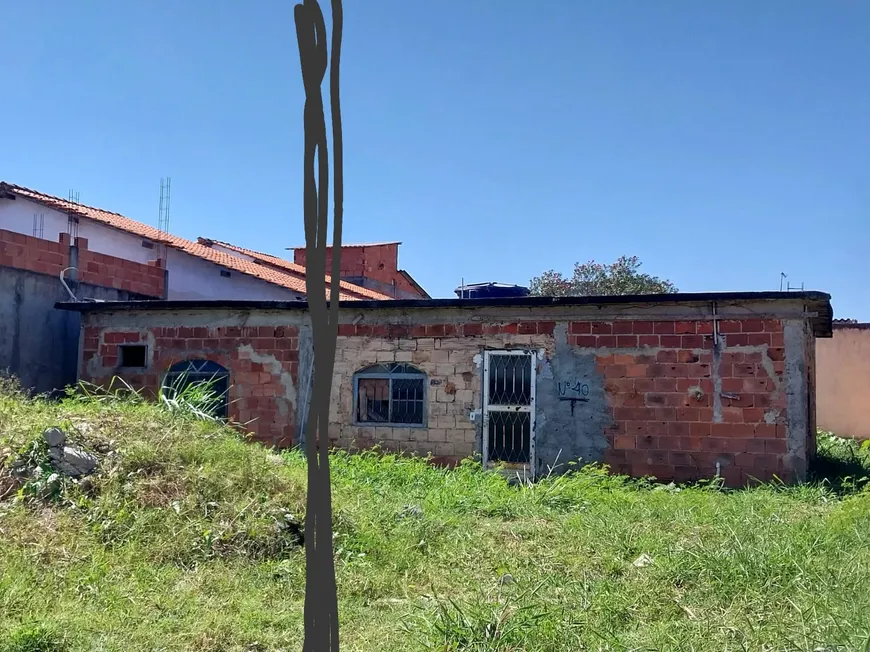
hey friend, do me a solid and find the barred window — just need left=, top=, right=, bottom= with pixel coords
left=162, top=359, right=230, bottom=419
left=353, top=363, right=427, bottom=427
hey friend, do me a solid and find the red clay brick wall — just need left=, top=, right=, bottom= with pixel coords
left=0, top=230, right=165, bottom=298
left=293, top=244, right=421, bottom=297
left=332, top=317, right=796, bottom=486
left=76, top=237, right=165, bottom=298
left=81, top=313, right=810, bottom=487
left=0, top=229, right=68, bottom=276
left=587, top=318, right=790, bottom=486
left=81, top=325, right=299, bottom=447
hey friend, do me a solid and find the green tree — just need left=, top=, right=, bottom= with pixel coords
left=529, top=255, right=677, bottom=297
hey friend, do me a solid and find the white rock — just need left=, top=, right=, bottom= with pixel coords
left=633, top=554, right=654, bottom=568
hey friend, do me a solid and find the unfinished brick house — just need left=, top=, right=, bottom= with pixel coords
left=58, top=290, right=833, bottom=487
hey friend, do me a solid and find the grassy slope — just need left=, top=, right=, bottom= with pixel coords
left=1, top=382, right=870, bottom=652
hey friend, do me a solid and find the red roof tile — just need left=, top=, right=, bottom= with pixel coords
left=1, top=183, right=383, bottom=301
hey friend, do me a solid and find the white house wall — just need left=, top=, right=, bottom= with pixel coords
left=0, top=197, right=153, bottom=264
left=164, top=247, right=303, bottom=301
left=0, top=197, right=70, bottom=243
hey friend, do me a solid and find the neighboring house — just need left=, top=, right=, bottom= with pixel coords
left=0, top=182, right=400, bottom=301
left=291, top=242, right=430, bottom=299
left=199, top=238, right=430, bottom=300
left=816, top=320, right=870, bottom=439
left=60, top=290, right=833, bottom=488
left=0, top=181, right=426, bottom=394
left=0, top=228, right=165, bottom=394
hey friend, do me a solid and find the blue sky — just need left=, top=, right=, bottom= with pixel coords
left=2, top=1, right=868, bottom=317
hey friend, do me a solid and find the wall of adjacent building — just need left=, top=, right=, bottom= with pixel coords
left=816, top=324, right=870, bottom=439
left=0, top=229, right=165, bottom=395
left=0, top=195, right=303, bottom=302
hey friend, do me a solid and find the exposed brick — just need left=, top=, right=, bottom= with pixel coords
left=604, top=365, right=628, bottom=379
left=661, top=416, right=692, bottom=437
left=655, top=350, right=677, bottom=364
left=78, top=309, right=804, bottom=489
left=753, top=424, right=778, bottom=438
left=681, top=335, right=704, bottom=349
left=652, top=378, right=676, bottom=392
left=689, top=422, right=711, bottom=437
left=632, top=321, right=654, bottom=334
left=741, top=319, right=765, bottom=333
left=764, top=439, right=787, bottom=454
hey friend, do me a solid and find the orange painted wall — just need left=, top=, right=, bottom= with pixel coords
left=816, top=325, right=870, bottom=439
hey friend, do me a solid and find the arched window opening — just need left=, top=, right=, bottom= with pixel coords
left=161, top=359, right=230, bottom=419
left=353, top=363, right=427, bottom=427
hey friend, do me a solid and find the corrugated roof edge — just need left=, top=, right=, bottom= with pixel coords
left=55, top=290, right=833, bottom=337
left=832, top=322, right=870, bottom=330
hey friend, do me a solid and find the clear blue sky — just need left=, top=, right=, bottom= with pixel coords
left=2, top=1, right=868, bottom=317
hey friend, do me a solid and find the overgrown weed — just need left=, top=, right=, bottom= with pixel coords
left=1, top=379, right=869, bottom=650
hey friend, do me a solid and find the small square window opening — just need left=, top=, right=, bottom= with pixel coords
left=220, top=270, right=232, bottom=278
left=119, top=345, right=147, bottom=368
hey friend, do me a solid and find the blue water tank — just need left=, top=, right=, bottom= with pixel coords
left=455, top=282, right=531, bottom=300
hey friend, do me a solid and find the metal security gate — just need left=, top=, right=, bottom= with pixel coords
left=482, top=350, right=536, bottom=479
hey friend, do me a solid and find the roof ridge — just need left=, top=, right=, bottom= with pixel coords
left=203, top=238, right=295, bottom=264
left=4, top=182, right=131, bottom=219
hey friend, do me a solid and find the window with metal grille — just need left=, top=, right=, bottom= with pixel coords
left=353, top=363, right=427, bottom=427
left=483, top=351, right=535, bottom=467
left=161, top=359, right=230, bottom=419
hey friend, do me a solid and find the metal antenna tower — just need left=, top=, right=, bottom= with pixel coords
left=67, top=189, right=80, bottom=240
left=158, top=177, right=172, bottom=234
left=157, top=177, right=172, bottom=261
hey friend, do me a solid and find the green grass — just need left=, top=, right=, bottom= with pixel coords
left=1, top=377, right=870, bottom=651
